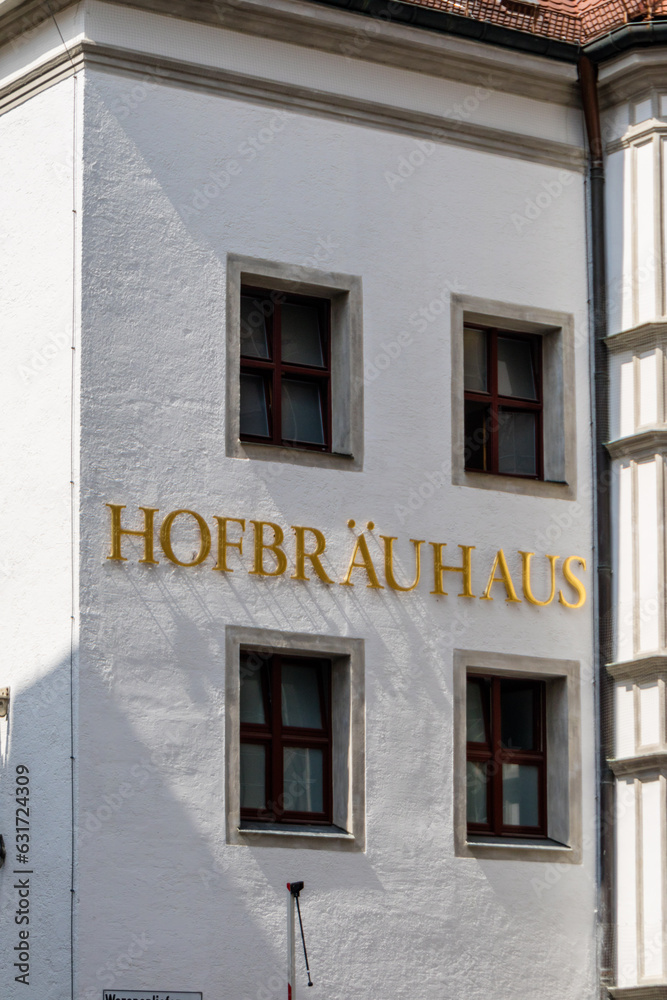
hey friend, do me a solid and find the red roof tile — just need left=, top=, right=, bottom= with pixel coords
left=399, top=0, right=663, bottom=44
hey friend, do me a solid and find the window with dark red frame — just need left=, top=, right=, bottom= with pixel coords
left=240, top=652, right=333, bottom=825
left=240, top=286, right=331, bottom=451
left=463, top=326, right=543, bottom=479
left=466, top=676, right=547, bottom=837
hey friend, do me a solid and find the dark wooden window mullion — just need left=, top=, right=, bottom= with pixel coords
left=319, top=660, right=333, bottom=821
left=325, top=303, right=332, bottom=454
left=272, top=304, right=282, bottom=447
left=241, top=652, right=333, bottom=825
left=489, top=330, right=499, bottom=475
left=271, top=655, right=283, bottom=818
left=464, top=325, right=544, bottom=479
left=240, top=288, right=332, bottom=452
left=539, top=684, right=547, bottom=831
left=491, top=676, right=503, bottom=835
left=537, top=404, right=544, bottom=481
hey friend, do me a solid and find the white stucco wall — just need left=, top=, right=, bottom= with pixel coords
left=73, top=44, right=596, bottom=1000
left=0, top=77, right=77, bottom=1000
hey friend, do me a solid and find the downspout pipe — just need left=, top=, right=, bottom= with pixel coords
left=578, top=54, right=614, bottom=999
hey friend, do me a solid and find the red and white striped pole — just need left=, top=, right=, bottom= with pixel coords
left=287, top=882, right=297, bottom=1000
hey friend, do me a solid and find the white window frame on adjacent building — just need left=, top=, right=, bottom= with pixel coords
left=451, top=294, right=577, bottom=500
left=225, top=625, right=366, bottom=852
left=226, top=255, right=364, bottom=470
left=453, top=649, right=583, bottom=863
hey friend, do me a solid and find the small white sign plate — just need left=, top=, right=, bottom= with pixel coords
left=102, top=993, right=202, bottom=1000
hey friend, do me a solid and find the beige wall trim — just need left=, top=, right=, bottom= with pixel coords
left=225, top=626, right=366, bottom=852
left=607, top=428, right=667, bottom=461
left=0, top=0, right=70, bottom=47
left=599, top=47, right=667, bottom=110
left=609, top=985, right=667, bottom=997
left=607, top=654, right=667, bottom=682
left=0, top=36, right=586, bottom=170
left=453, top=649, right=583, bottom=864
left=0, top=0, right=581, bottom=107
left=0, top=39, right=84, bottom=117
left=450, top=294, right=578, bottom=499
left=610, top=752, right=667, bottom=778
left=607, top=120, right=667, bottom=155
left=226, top=254, right=364, bottom=471
left=605, top=321, right=667, bottom=355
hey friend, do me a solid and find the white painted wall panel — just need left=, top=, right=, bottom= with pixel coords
left=634, top=98, right=654, bottom=124
left=621, top=357, right=636, bottom=437
left=616, top=778, right=638, bottom=986
left=635, top=140, right=657, bottom=326
left=637, top=460, right=660, bottom=652
left=606, top=147, right=633, bottom=335
left=639, top=682, right=661, bottom=748
left=0, top=78, right=76, bottom=1000
left=616, top=682, right=636, bottom=758
left=641, top=778, right=664, bottom=979
left=638, top=352, right=658, bottom=426
left=617, top=463, right=635, bottom=661
left=662, top=137, right=667, bottom=316
left=81, top=0, right=584, bottom=147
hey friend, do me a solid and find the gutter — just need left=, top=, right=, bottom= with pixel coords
left=310, top=0, right=667, bottom=65
left=584, top=20, right=667, bottom=61
left=578, top=54, right=614, bottom=999
left=307, top=0, right=579, bottom=60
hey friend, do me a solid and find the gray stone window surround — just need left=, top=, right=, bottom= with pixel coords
left=453, top=648, right=583, bottom=864
left=451, top=294, right=577, bottom=500
left=226, top=254, right=364, bottom=470
left=225, top=626, right=366, bottom=852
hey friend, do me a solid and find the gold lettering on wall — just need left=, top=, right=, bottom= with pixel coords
left=341, top=533, right=384, bottom=589
left=480, top=549, right=521, bottom=603
left=107, top=504, right=160, bottom=565
left=160, top=509, right=212, bottom=567
left=249, top=521, right=288, bottom=577
left=212, top=516, right=245, bottom=572
left=105, top=504, right=588, bottom=611
left=520, top=551, right=559, bottom=606
left=380, top=536, right=424, bottom=592
left=558, top=555, right=587, bottom=608
left=430, top=543, right=476, bottom=597
left=291, top=526, right=333, bottom=584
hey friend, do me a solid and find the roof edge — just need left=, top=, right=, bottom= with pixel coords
left=307, top=0, right=580, bottom=61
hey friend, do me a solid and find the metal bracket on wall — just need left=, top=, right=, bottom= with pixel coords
left=0, top=688, right=9, bottom=718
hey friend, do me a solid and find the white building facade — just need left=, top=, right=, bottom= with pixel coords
left=0, top=0, right=660, bottom=997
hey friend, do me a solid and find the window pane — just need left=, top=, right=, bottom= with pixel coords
left=240, top=664, right=265, bottom=724
left=282, top=661, right=323, bottom=728
left=466, top=679, right=488, bottom=743
left=240, top=744, right=266, bottom=809
left=240, top=373, right=270, bottom=438
left=464, top=327, right=488, bottom=391
left=502, top=763, right=539, bottom=827
left=464, top=400, right=490, bottom=471
left=497, top=337, right=537, bottom=399
left=283, top=747, right=324, bottom=813
left=241, top=296, right=270, bottom=358
left=498, top=410, right=537, bottom=476
left=281, top=303, right=325, bottom=367
left=501, top=682, right=535, bottom=750
left=467, top=761, right=488, bottom=824
left=282, top=379, right=325, bottom=445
